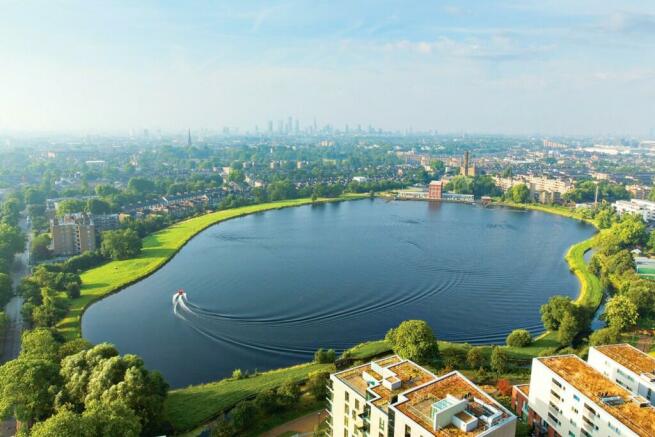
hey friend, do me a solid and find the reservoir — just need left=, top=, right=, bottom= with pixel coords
left=83, top=199, right=595, bottom=387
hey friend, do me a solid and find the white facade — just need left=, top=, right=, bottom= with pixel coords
left=528, top=355, right=655, bottom=437
left=613, top=199, right=655, bottom=222
left=329, top=356, right=516, bottom=437
left=588, top=345, right=655, bottom=406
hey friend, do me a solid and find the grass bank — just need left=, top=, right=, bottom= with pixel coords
left=495, top=201, right=596, bottom=226
left=165, top=362, right=334, bottom=433
left=57, top=195, right=365, bottom=339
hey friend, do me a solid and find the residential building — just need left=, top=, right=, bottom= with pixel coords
left=587, top=344, right=655, bottom=405
left=328, top=355, right=516, bottom=437
left=614, top=199, right=655, bottom=222
left=518, top=353, right=655, bottom=437
left=92, top=214, right=120, bottom=234
left=428, top=181, right=443, bottom=200
left=626, top=185, right=652, bottom=200
left=50, top=213, right=96, bottom=256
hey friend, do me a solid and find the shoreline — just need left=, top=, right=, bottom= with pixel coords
left=57, top=194, right=367, bottom=339
left=57, top=197, right=602, bottom=433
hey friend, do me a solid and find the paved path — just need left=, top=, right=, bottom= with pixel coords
left=260, top=410, right=328, bottom=437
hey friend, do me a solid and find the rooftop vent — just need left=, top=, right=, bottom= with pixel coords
left=601, top=396, right=625, bottom=407
left=632, top=396, right=651, bottom=408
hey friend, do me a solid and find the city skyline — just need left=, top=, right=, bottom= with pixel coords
left=1, top=1, right=655, bottom=135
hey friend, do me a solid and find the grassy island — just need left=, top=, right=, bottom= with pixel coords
left=57, top=195, right=366, bottom=339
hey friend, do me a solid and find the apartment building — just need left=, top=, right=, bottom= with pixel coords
left=613, top=199, right=655, bottom=223
left=588, top=344, right=655, bottom=406
left=516, top=352, right=655, bottom=437
left=50, top=213, right=96, bottom=256
left=329, top=355, right=516, bottom=437
left=493, top=175, right=572, bottom=204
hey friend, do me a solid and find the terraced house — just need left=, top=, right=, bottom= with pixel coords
left=511, top=345, right=655, bottom=437
left=328, top=355, right=517, bottom=437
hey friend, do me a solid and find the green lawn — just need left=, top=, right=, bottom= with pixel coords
left=345, top=340, right=392, bottom=360
left=496, top=201, right=596, bottom=226
left=566, top=237, right=603, bottom=311
left=57, top=195, right=365, bottom=339
left=165, top=362, right=334, bottom=433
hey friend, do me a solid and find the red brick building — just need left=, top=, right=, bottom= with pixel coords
left=511, top=384, right=551, bottom=436
left=428, top=180, right=443, bottom=200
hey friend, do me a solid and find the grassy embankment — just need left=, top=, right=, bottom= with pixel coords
left=166, top=362, right=333, bottom=433
left=56, top=194, right=366, bottom=340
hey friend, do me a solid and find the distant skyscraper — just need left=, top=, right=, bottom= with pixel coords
left=187, top=129, right=192, bottom=146
left=268, top=120, right=273, bottom=133
left=294, top=119, right=299, bottom=133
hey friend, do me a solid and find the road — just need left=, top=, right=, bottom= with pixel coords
left=1, top=215, right=30, bottom=363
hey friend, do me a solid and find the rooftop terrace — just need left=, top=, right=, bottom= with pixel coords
left=539, top=355, right=655, bottom=436
left=395, top=372, right=512, bottom=437
left=594, top=344, right=655, bottom=376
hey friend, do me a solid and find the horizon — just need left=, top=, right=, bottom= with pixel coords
left=2, top=1, right=655, bottom=136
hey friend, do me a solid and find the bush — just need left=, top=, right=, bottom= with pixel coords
left=277, top=380, right=301, bottom=406
left=506, top=329, right=532, bottom=348
left=230, top=401, right=257, bottom=431
left=589, top=327, right=620, bottom=346
left=466, top=347, right=485, bottom=369
left=314, top=348, right=336, bottom=364
left=254, top=389, right=281, bottom=414
left=231, top=369, right=245, bottom=380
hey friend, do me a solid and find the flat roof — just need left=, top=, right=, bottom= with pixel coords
left=370, top=361, right=435, bottom=412
left=538, top=355, right=655, bottom=436
left=594, top=344, right=655, bottom=376
left=395, top=372, right=512, bottom=437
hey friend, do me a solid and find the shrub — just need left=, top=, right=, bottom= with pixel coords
left=466, top=347, right=485, bottom=369
left=589, top=327, right=620, bottom=346
left=506, top=329, right=532, bottom=348
left=314, top=348, right=337, bottom=364
left=490, top=346, right=510, bottom=374
left=231, top=369, right=245, bottom=380
left=307, top=370, right=330, bottom=400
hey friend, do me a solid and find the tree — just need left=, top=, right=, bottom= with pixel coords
left=385, top=320, right=439, bottom=363
left=540, top=296, right=575, bottom=331
left=506, top=329, right=532, bottom=347
left=314, top=348, right=336, bottom=364
left=210, top=416, right=236, bottom=437
left=557, top=311, right=579, bottom=346
left=86, top=198, right=111, bottom=215
left=254, top=389, right=281, bottom=414
left=56, top=199, right=86, bottom=215
left=490, top=346, right=509, bottom=374
left=20, top=329, right=59, bottom=362
left=30, top=409, right=93, bottom=437
left=508, top=183, right=530, bottom=203
left=31, top=234, right=52, bottom=261
left=66, top=282, right=81, bottom=299
left=445, top=176, right=474, bottom=194
left=596, top=208, right=616, bottom=229
left=127, top=177, right=156, bottom=195
left=466, top=347, right=485, bottom=369
left=307, top=370, right=330, bottom=400
left=58, top=338, right=92, bottom=360
left=83, top=400, right=141, bottom=437
left=0, top=272, right=11, bottom=307
left=604, top=295, right=638, bottom=332
left=100, top=229, right=142, bottom=260
left=0, top=359, right=61, bottom=427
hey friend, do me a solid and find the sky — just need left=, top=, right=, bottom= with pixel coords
left=1, top=0, right=655, bottom=136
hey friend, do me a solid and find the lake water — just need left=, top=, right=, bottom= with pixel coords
left=83, top=199, right=595, bottom=387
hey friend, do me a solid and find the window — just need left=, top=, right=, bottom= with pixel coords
left=355, top=399, right=360, bottom=410
left=345, top=392, right=350, bottom=403
left=552, top=378, right=563, bottom=389
left=345, top=416, right=349, bottom=427
left=404, top=424, right=411, bottom=437
left=568, top=432, right=576, bottom=437
left=345, top=405, right=350, bottom=415
left=379, top=418, right=385, bottom=432
left=547, top=412, right=560, bottom=426
left=351, top=410, right=356, bottom=419
left=573, top=394, right=580, bottom=402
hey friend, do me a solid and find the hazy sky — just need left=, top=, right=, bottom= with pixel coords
left=1, top=0, right=655, bottom=135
